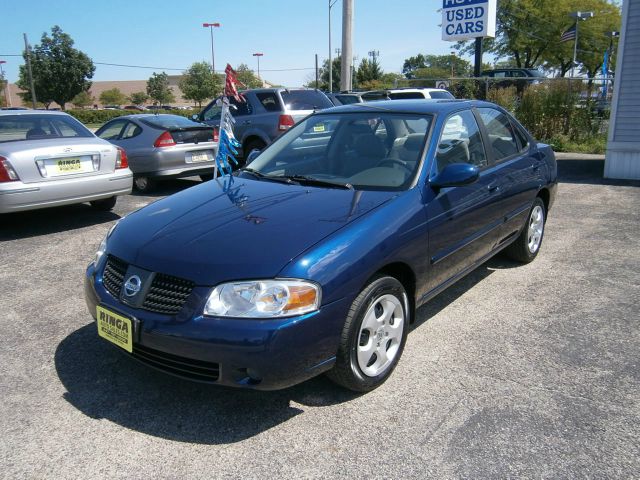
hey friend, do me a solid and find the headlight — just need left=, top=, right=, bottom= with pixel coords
left=204, top=280, right=321, bottom=318
left=93, top=222, right=118, bottom=266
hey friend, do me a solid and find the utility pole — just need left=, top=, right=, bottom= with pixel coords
left=569, top=11, right=594, bottom=78
left=340, top=0, right=353, bottom=92
left=329, top=0, right=339, bottom=92
left=315, top=54, right=319, bottom=88
left=202, top=23, right=221, bottom=74
left=23, top=33, right=37, bottom=109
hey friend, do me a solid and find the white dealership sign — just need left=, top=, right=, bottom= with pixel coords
left=442, top=0, right=497, bottom=41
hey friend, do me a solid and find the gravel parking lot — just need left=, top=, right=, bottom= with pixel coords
left=1, top=158, right=638, bottom=479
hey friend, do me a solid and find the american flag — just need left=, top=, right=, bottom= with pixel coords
left=560, top=24, right=577, bottom=43
left=224, top=64, right=246, bottom=103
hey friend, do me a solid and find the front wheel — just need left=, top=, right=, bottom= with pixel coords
left=504, top=197, right=546, bottom=263
left=327, top=275, right=409, bottom=392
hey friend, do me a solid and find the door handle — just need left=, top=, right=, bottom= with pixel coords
left=488, top=184, right=500, bottom=193
left=243, top=121, right=252, bottom=125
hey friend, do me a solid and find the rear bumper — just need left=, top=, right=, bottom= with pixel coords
left=0, top=171, right=133, bottom=213
left=84, top=261, right=349, bottom=390
left=128, top=145, right=218, bottom=178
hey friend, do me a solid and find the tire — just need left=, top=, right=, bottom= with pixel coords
left=200, top=174, right=214, bottom=182
left=327, top=275, right=409, bottom=392
left=90, top=196, right=117, bottom=211
left=504, top=197, right=546, bottom=263
left=134, top=176, right=155, bottom=193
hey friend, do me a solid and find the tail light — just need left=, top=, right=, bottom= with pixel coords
left=115, top=147, right=129, bottom=169
left=212, top=127, right=219, bottom=142
left=154, top=131, right=176, bottom=147
left=0, top=156, right=19, bottom=182
left=278, top=114, right=295, bottom=131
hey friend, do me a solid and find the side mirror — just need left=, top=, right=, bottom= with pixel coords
left=246, top=149, right=261, bottom=165
left=431, top=163, right=479, bottom=189
left=191, top=114, right=199, bottom=121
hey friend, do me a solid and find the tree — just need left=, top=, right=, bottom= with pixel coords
left=99, top=88, right=127, bottom=106
left=454, top=0, right=621, bottom=77
left=309, top=57, right=341, bottom=91
left=146, top=72, right=175, bottom=105
left=0, top=73, right=6, bottom=108
left=235, top=64, right=263, bottom=89
left=71, top=90, right=94, bottom=109
left=129, top=91, right=149, bottom=105
left=16, top=25, right=95, bottom=110
left=356, top=57, right=383, bottom=85
left=179, top=62, right=223, bottom=107
left=402, top=54, right=472, bottom=79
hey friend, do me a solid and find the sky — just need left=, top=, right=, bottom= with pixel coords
left=0, top=0, right=460, bottom=87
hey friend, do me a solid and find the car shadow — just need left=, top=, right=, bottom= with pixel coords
left=411, top=256, right=518, bottom=330
left=131, top=178, right=203, bottom=198
left=55, top=323, right=359, bottom=445
left=557, top=158, right=640, bottom=186
left=0, top=204, right=120, bottom=241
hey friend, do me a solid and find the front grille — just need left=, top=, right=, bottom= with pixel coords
left=103, top=255, right=127, bottom=298
left=102, top=255, right=195, bottom=315
left=142, top=273, right=195, bottom=315
left=131, top=344, right=219, bottom=383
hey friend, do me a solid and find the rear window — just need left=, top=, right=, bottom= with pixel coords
left=140, top=115, right=204, bottom=130
left=0, top=114, right=93, bottom=143
left=335, top=95, right=361, bottom=105
left=280, top=90, right=333, bottom=111
left=429, top=91, right=454, bottom=99
left=526, top=69, right=545, bottom=77
left=388, top=92, right=425, bottom=100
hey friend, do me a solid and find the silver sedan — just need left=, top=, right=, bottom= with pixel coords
left=0, top=110, right=132, bottom=214
left=95, top=114, right=218, bottom=192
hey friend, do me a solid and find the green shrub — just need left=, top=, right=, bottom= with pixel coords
left=486, top=86, right=518, bottom=113
left=67, top=108, right=199, bottom=125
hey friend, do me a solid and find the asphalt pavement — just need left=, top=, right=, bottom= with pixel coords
left=1, top=159, right=638, bottom=478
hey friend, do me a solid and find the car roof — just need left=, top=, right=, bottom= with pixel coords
left=317, top=99, right=496, bottom=115
left=0, top=109, right=73, bottom=117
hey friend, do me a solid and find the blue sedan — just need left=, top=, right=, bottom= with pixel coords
left=84, top=100, right=557, bottom=392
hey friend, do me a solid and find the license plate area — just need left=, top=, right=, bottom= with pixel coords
left=96, top=305, right=134, bottom=353
left=37, top=154, right=97, bottom=177
left=186, top=150, right=213, bottom=163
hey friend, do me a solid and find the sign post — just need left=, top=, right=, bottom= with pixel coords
left=441, top=0, right=497, bottom=77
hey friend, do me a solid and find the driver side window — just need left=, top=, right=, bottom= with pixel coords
left=436, top=110, right=486, bottom=173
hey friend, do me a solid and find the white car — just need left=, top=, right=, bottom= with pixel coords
left=362, top=88, right=455, bottom=101
left=0, top=110, right=133, bottom=213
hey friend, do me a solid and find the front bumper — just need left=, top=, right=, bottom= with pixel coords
left=0, top=171, right=132, bottom=213
left=84, top=261, right=349, bottom=390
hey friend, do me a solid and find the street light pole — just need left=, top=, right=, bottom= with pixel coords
left=329, top=0, right=339, bottom=93
left=569, top=11, right=594, bottom=78
left=23, top=33, right=37, bottom=109
left=202, top=22, right=221, bottom=74
left=253, top=53, right=264, bottom=83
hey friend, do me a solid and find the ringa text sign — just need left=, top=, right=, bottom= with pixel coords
left=442, top=0, right=497, bottom=41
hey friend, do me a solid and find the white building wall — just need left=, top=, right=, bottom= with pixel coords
left=605, top=0, right=640, bottom=180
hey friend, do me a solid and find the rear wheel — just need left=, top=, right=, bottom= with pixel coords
left=504, top=197, right=546, bottom=263
left=327, top=275, right=409, bottom=392
left=243, top=139, right=266, bottom=163
left=90, top=196, right=117, bottom=211
left=134, top=176, right=155, bottom=193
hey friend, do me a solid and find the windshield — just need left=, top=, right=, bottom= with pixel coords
left=0, top=114, right=93, bottom=143
left=244, top=111, right=433, bottom=191
left=280, top=90, right=333, bottom=110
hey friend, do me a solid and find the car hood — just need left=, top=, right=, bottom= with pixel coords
left=108, top=177, right=396, bottom=285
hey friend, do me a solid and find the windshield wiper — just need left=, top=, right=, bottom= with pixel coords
left=283, top=175, right=353, bottom=190
left=239, top=168, right=296, bottom=185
